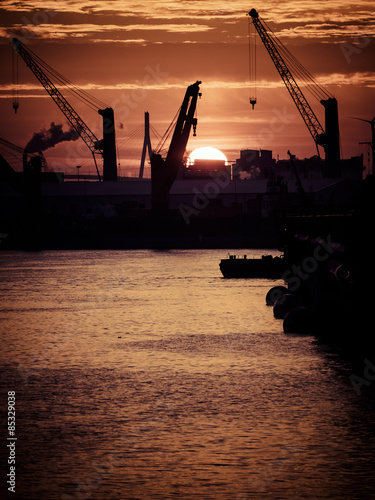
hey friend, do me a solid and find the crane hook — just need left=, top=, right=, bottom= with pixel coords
left=249, top=98, right=257, bottom=110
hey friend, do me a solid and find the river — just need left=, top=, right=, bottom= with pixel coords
left=0, top=249, right=374, bottom=499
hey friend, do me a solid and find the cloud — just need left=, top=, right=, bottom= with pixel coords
left=0, top=22, right=214, bottom=42
left=276, top=23, right=374, bottom=41
left=1, top=72, right=373, bottom=100
left=0, top=0, right=242, bottom=19
left=1, top=0, right=373, bottom=166
left=1, top=0, right=373, bottom=46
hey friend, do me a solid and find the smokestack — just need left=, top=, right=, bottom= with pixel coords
left=25, top=122, right=79, bottom=153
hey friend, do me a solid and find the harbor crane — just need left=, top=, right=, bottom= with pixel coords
left=151, top=81, right=202, bottom=209
left=11, top=38, right=117, bottom=182
left=350, top=116, right=375, bottom=175
left=248, top=9, right=340, bottom=177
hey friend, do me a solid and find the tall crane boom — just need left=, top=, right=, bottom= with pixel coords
left=165, top=81, right=201, bottom=166
left=248, top=9, right=340, bottom=176
left=248, top=10, right=325, bottom=150
left=151, top=81, right=201, bottom=209
left=11, top=38, right=117, bottom=181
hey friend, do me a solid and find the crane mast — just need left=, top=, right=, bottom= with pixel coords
left=248, top=9, right=340, bottom=176
left=11, top=38, right=117, bottom=181
left=151, top=80, right=201, bottom=209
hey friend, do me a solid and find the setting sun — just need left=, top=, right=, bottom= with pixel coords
left=188, top=147, right=228, bottom=164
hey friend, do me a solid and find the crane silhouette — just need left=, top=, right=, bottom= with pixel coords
left=350, top=116, right=375, bottom=175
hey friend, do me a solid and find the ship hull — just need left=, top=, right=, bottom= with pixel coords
left=219, top=255, right=285, bottom=279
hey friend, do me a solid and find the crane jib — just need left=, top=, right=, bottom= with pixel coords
left=10, top=38, right=118, bottom=181
left=247, top=11, right=336, bottom=154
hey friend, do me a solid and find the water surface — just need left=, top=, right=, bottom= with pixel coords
left=1, top=250, right=374, bottom=499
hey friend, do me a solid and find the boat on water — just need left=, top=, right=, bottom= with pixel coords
left=219, top=253, right=286, bottom=279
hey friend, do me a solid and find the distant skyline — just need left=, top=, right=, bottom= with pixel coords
left=0, top=0, right=374, bottom=177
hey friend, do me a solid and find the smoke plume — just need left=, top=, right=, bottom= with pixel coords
left=25, top=122, right=79, bottom=153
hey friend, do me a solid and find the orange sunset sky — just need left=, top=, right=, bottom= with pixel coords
left=0, top=0, right=374, bottom=178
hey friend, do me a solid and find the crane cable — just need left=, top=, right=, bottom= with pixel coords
left=17, top=44, right=109, bottom=112
left=261, top=17, right=333, bottom=103
left=154, top=106, right=181, bottom=155
left=12, top=49, right=19, bottom=113
left=248, top=18, right=257, bottom=109
left=114, top=122, right=162, bottom=175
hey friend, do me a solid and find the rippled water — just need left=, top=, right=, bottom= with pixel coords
left=1, top=249, right=375, bottom=499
